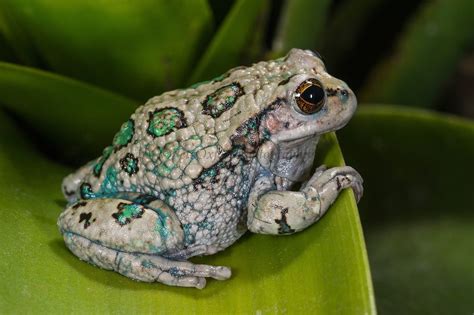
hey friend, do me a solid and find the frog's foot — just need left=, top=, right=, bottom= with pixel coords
left=247, top=165, right=363, bottom=235
left=64, top=233, right=231, bottom=289
left=58, top=198, right=231, bottom=289
left=307, top=165, right=364, bottom=203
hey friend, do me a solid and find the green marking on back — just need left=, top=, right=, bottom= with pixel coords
left=202, top=82, right=244, bottom=118
left=113, top=119, right=135, bottom=148
left=147, top=108, right=187, bottom=138
left=112, top=203, right=144, bottom=226
left=93, top=145, right=114, bottom=177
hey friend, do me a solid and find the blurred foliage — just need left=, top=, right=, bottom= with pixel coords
left=0, top=0, right=472, bottom=314
left=339, top=107, right=474, bottom=314
left=361, top=0, right=474, bottom=107
left=0, top=62, right=137, bottom=160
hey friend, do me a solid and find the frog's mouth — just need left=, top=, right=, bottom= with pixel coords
left=269, top=123, right=337, bottom=143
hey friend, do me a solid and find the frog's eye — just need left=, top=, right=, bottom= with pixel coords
left=294, top=79, right=325, bottom=115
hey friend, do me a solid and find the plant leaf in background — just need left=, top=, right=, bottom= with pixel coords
left=321, top=0, right=380, bottom=69
left=0, top=0, right=213, bottom=99
left=272, top=0, right=331, bottom=56
left=0, top=62, right=137, bottom=162
left=188, top=0, right=267, bottom=84
left=0, top=110, right=375, bottom=314
left=360, top=0, right=474, bottom=107
left=339, top=106, right=474, bottom=314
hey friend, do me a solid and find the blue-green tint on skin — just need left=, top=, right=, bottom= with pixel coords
left=80, top=183, right=96, bottom=200
left=154, top=209, right=170, bottom=241
left=113, top=119, right=134, bottom=148
left=100, top=167, right=118, bottom=194
left=147, top=108, right=186, bottom=138
left=93, top=146, right=114, bottom=176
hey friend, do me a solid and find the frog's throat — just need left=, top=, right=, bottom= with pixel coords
left=257, top=135, right=319, bottom=182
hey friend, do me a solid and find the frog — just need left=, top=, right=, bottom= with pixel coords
left=57, top=48, right=363, bottom=289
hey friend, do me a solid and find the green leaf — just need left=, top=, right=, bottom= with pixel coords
left=360, top=0, right=474, bottom=107
left=188, top=0, right=267, bottom=84
left=0, top=61, right=138, bottom=162
left=339, top=105, right=474, bottom=314
left=0, top=0, right=213, bottom=99
left=272, top=0, right=332, bottom=55
left=0, top=110, right=374, bottom=314
left=321, top=0, right=381, bottom=69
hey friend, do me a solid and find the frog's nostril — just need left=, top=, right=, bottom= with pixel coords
left=339, top=89, right=350, bottom=103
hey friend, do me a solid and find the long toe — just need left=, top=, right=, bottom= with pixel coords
left=193, top=264, right=232, bottom=280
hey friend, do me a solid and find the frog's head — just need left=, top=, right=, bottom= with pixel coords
left=255, top=49, right=357, bottom=181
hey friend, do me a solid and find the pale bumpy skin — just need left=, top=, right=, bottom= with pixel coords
left=58, top=49, right=363, bottom=289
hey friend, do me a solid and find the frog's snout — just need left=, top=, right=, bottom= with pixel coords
left=326, top=82, right=356, bottom=106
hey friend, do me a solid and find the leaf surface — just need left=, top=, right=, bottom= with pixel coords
left=339, top=106, right=474, bottom=314
left=0, top=61, right=137, bottom=162
left=0, top=111, right=375, bottom=314
left=0, top=0, right=213, bottom=99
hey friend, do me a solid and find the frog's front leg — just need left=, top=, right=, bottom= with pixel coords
left=58, top=198, right=230, bottom=289
left=247, top=166, right=363, bottom=234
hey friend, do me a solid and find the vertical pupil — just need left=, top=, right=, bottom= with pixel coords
left=301, top=85, right=324, bottom=104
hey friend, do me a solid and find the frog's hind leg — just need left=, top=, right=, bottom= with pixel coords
left=58, top=198, right=231, bottom=289
left=64, top=233, right=230, bottom=288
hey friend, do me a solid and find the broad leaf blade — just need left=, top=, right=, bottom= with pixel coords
left=188, top=0, right=267, bottom=84
left=272, top=0, right=332, bottom=55
left=339, top=106, right=474, bottom=314
left=0, top=62, right=137, bottom=161
left=321, top=0, right=381, bottom=69
left=0, top=110, right=374, bottom=314
left=360, top=0, right=474, bottom=107
left=0, top=0, right=213, bottom=99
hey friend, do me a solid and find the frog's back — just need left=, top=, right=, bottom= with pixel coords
left=65, top=58, right=291, bottom=202
left=61, top=57, right=293, bottom=248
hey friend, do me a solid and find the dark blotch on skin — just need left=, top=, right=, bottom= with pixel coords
left=134, top=194, right=158, bottom=205
left=120, top=153, right=139, bottom=175
left=275, top=207, right=295, bottom=235
left=326, top=88, right=338, bottom=97
left=79, top=212, right=92, bottom=229
left=72, top=201, right=88, bottom=210
left=278, top=74, right=296, bottom=86
left=63, top=187, right=75, bottom=197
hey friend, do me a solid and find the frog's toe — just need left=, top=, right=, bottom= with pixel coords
left=159, top=273, right=206, bottom=289
left=191, top=264, right=231, bottom=280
